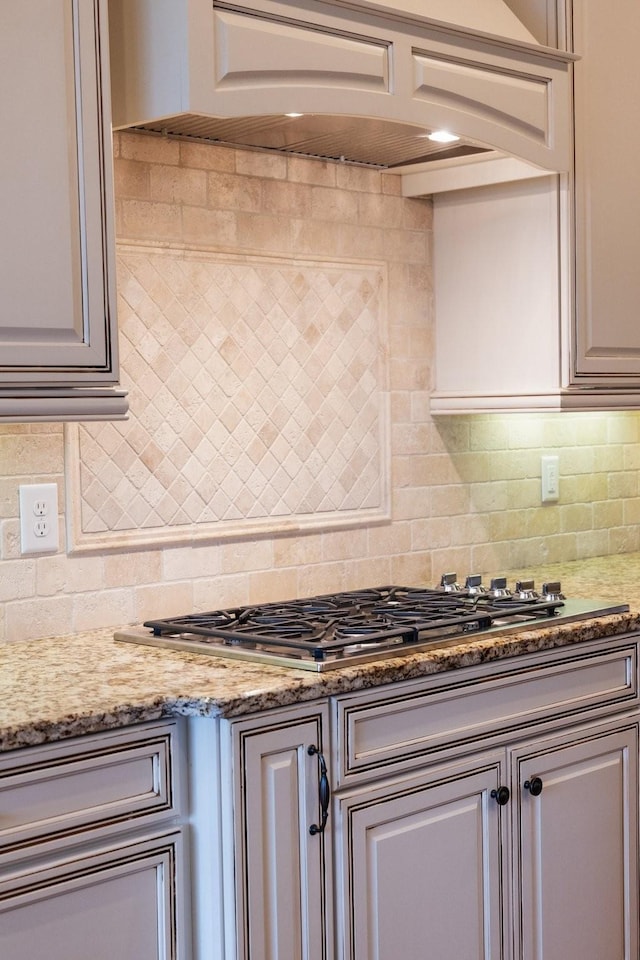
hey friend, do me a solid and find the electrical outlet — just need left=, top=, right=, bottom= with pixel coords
left=541, top=455, right=559, bottom=503
left=19, top=483, right=59, bottom=553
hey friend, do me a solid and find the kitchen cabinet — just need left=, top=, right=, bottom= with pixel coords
left=571, top=0, right=640, bottom=383
left=1, top=632, right=638, bottom=958
left=0, top=0, right=127, bottom=422
left=189, top=703, right=332, bottom=960
left=337, top=720, right=638, bottom=960
left=188, top=632, right=639, bottom=960
left=430, top=174, right=573, bottom=412
left=0, top=834, right=183, bottom=960
left=429, top=0, right=640, bottom=413
left=430, top=173, right=640, bottom=412
left=331, top=635, right=639, bottom=960
left=0, top=721, right=188, bottom=959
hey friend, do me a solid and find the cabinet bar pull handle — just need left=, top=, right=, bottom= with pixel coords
left=308, top=744, right=331, bottom=835
left=524, top=776, right=543, bottom=796
left=491, top=786, right=510, bottom=806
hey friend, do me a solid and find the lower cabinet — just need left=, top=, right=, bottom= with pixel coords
left=0, top=833, right=183, bottom=960
left=0, top=721, right=188, bottom=960
left=238, top=715, right=330, bottom=960
left=4, top=641, right=637, bottom=960
left=335, top=720, right=638, bottom=960
left=215, top=636, right=640, bottom=960
left=197, top=704, right=332, bottom=960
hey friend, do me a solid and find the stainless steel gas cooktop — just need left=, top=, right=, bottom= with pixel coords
left=114, top=574, right=629, bottom=672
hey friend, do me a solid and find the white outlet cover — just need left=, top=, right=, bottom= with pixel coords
left=541, top=455, right=559, bottom=503
left=19, top=483, right=59, bottom=553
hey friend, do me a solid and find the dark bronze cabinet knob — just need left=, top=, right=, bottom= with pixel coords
left=491, top=786, right=510, bottom=806
left=524, top=776, right=543, bottom=796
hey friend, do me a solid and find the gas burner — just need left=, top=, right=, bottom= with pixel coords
left=115, top=575, right=629, bottom=672
left=334, top=614, right=403, bottom=637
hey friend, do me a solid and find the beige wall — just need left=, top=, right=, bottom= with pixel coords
left=0, top=131, right=639, bottom=643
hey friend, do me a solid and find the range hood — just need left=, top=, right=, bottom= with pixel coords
left=109, top=0, right=576, bottom=192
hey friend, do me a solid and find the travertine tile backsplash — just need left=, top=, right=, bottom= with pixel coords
left=0, top=131, right=639, bottom=642
left=67, top=244, right=389, bottom=549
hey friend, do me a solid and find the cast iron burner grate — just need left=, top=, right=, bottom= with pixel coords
left=141, top=585, right=566, bottom=663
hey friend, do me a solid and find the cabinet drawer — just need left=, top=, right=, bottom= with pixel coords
left=334, top=641, right=638, bottom=784
left=0, top=831, right=183, bottom=960
left=0, top=722, right=179, bottom=856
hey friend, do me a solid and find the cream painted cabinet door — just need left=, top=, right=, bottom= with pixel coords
left=513, top=722, right=639, bottom=960
left=0, top=0, right=127, bottom=420
left=236, top=710, right=331, bottom=960
left=336, top=757, right=506, bottom=960
left=0, top=833, right=183, bottom=960
left=572, top=0, right=640, bottom=383
left=0, top=721, right=188, bottom=960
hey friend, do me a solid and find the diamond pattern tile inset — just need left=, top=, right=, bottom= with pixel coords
left=69, top=243, right=390, bottom=548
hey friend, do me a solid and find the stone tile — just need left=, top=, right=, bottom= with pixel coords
left=287, top=155, right=337, bottom=186
left=336, top=164, right=382, bottom=193
left=120, top=132, right=180, bottom=165
left=207, top=171, right=262, bottom=211
left=310, top=185, right=359, bottom=223
left=261, top=179, right=313, bottom=218
left=114, top=159, right=150, bottom=200
left=150, top=164, right=207, bottom=205
left=120, top=200, right=182, bottom=240
left=134, top=581, right=195, bottom=621
left=235, top=211, right=294, bottom=251
left=235, top=150, right=287, bottom=179
left=181, top=205, right=237, bottom=245
left=6, top=596, right=73, bottom=643
left=179, top=141, right=236, bottom=171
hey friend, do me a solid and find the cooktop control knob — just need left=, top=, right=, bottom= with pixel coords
left=541, top=581, right=565, bottom=601
left=440, top=573, right=462, bottom=592
left=515, top=579, right=539, bottom=601
left=488, top=577, right=511, bottom=599
left=465, top=574, right=487, bottom=595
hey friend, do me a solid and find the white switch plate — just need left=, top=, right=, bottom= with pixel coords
left=541, top=455, right=559, bottom=503
left=19, top=483, right=59, bottom=553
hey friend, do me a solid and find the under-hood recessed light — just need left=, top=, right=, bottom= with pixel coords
left=285, top=112, right=303, bottom=118
left=427, top=130, right=461, bottom=143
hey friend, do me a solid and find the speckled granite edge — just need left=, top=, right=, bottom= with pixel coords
left=1, top=610, right=639, bottom=753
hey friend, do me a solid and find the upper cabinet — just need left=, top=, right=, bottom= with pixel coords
left=108, top=0, right=575, bottom=178
left=0, top=0, right=127, bottom=422
left=430, top=0, right=640, bottom=413
left=571, top=0, right=640, bottom=382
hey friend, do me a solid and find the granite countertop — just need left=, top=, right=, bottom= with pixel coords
left=2, top=553, right=640, bottom=753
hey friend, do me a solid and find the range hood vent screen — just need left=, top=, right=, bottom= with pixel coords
left=132, top=113, right=490, bottom=169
